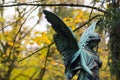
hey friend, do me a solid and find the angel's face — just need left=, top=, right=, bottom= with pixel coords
left=88, top=40, right=100, bottom=49
left=87, top=33, right=101, bottom=49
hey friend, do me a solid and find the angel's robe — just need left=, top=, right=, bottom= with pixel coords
left=63, top=46, right=101, bottom=80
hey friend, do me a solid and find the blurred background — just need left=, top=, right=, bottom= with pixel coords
left=0, top=0, right=120, bottom=80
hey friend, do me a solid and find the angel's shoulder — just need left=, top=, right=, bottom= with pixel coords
left=81, top=47, right=93, bottom=56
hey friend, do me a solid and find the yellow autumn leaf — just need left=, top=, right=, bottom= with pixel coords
left=33, top=36, right=42, bottom=45
left=8, top=42, right=13, bottom=46
left=0, top=17, right=5, bottom=23
left=29, top=41, right=34, bottom=45
left=2, top=54, right=7, bottom=58
left=98, top=48, right=103, bottom=53
left=34, top=31, right=40, bottom=34
left=41, top=35, right=51, bottom=44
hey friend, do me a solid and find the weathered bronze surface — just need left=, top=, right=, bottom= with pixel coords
left=43, top=10, right=102, bottom=80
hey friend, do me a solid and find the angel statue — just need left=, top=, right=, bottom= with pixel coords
left=43, top=10, right=102, bottom=80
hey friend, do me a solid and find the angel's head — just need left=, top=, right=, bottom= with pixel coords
left=86, top=32, right=101, bottom=49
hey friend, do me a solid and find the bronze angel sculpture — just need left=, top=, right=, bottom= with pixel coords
left=43, top=10, right=102, bottom=80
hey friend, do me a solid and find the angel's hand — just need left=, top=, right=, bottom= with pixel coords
left=92, top=73, right=99, bottom=78
left=91, top=73, right=95, bottom=77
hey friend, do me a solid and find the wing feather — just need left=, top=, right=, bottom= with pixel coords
left=79, top=22, right=97, bottom=48
left=43, top=10, right=80, bottom=78
left=43, top=10, right=79, bottom=51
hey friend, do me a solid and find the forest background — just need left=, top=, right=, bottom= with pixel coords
left=0, top=0, right=120, bottom=80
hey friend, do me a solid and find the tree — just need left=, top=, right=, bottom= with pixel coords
left=105, top=0, right=120, bottom=80
left=0, top=0, right=48, bottom=79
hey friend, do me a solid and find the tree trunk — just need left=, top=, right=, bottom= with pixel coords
left=106, top=1, right=120, bottom=79
left=109, top=25, right=120, bottom=80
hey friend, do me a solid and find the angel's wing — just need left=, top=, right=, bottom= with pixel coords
left=79, top=22, right=97, bottom=48
left=43, top=10, right=79, bottom=78
left=70, top=22, right=98, bottom=65
left=43, top=10, right=79, bottom=53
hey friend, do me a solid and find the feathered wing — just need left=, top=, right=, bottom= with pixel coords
left=43, top=10, right=79, bottom=78
left=79, top=22, right=97, bottom=48
left=71, top=22, right=98, bottom=63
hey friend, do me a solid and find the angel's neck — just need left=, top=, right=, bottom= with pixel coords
left=84, top=45, right=96, bottom=54
left=85, top=45, right=94, bottom=50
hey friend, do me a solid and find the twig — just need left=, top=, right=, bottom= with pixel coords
left=89, top=1, right=96, bottom=20
left=13, top=6, right=38, bottom=44
left=0, top=3, right=106, bottom=13
left=8, top=6, right=38, bottom=59
left=29, top=68, right=39, bottom=80
left=18, top=43, right=53, bottom=62
left=73, top=15, right=103, bottom=32
left=15, top=13, right=40, bottom=44
left=0, top=6, right=35, bottom=31
left=39, top=45, right=50, bottom=80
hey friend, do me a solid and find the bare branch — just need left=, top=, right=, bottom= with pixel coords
left=18, top=43, right=54, bottom=62
left=5, top=6, right=38, bottom=62
left=13, top=6, right=38, bottom=43
left=39, top=45, right=50, bottom=80
left=0, top=6, right=34, bottom=31
left=89, top=1, right=96, bottom=20
left=0, top=3, right=105, bottom=13
left=29, top=68, right=39, bottom=80
left=73, top=15, right=103, bottom=32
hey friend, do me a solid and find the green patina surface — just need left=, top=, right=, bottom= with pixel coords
left=44, top=10, right=102, bottom=80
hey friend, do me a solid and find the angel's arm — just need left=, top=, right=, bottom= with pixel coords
left=80, top=50, right=93, bottom=76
